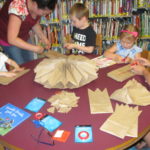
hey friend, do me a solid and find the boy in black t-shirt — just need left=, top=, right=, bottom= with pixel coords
left=64, top=3, right=96, bottom=55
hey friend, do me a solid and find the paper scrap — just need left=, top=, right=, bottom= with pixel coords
left=47, top=91, right=80, bottom=113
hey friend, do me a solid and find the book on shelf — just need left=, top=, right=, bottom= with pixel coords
left=91, top=17, right=131, bottom=40
left=29, top=25, right=61, bottom=50
left=132, top=10, right=150, bottom=38
left=86, top=0, right=133, bottom=18
left=61, top=0, right=85, bottom=19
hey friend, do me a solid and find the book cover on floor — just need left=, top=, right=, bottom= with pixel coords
left=0, top=103, right=31, bottom=136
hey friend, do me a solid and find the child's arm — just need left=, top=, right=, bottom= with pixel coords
left=64, top=43, right=94, bottom=53
left=104, top=44, right=123, bottom=61
left=0, top=72, right=16, bottom=77
left=7, top=15, right=44, bottom=53
left=6, top=58, right=24, bottom=72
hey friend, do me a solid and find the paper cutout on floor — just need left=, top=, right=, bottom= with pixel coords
left=92, top=55, right=116, bottom=68
left=88, top=88, right=113, bottom=114
left=111, top=79, right=150, bottom=106
left=107, top=65, right=135, bottom=82
left=34, top=54, right=98, bottom=89
left=0, top=69, right=30, bottom=85
left=100, top=104, right=142, bottom=139
left=47, top=91, right=80, bottom=113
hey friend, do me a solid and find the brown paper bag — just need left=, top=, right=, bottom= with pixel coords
left=88, top=88, right=113, bottom=114
left=107, top=65, right=135, bottom=82
left=0, top=69, right=30, bottom=85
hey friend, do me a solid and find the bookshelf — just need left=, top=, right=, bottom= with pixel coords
left=41, top=0, right=149, bottom=53
left=0, top=0, right=149, bottom=54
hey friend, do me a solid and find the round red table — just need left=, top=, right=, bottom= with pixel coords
left=0, top=58, right=150, bottom=150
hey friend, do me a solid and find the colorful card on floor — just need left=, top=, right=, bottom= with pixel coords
left=39, top=115, right=62, bottom=132
left=25, top=97, right=46, bottom=112
left=52, top=129, right=71, bottom=142
left=75, top=125, right=93, bottom=143
left=0, top=103, right=31, bottom=136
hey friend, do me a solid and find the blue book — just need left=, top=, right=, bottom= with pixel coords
left=0, top=103, right=31, bottom=136
left=39, top=115, right=62, bottom=132
left=25, top=97, right=46, bottom=112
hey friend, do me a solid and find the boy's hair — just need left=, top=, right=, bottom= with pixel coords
left=70, top=3, right=89, bottom=20
left=120, top=24, right=139, bottom=42
left=33, top=0, right=57, bottom=10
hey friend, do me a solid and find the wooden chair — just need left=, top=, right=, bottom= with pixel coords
left=141, top=50, right=150, bottom=60
left=96, top=34, right=102, bottom=55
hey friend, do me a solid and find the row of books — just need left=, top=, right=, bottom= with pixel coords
left=40, top=3, right=60, bottom=24
left=132, top=11, right=150, bottom=38
left=138, top=40, right=150, bottom=51
left=29, top=25, right=62, bottom=49
left=133, top=0, right=150, bottom=8
left=60, top=0, right=146, bottom=18
left=61, top=0, right=85, bottom=19
left=86, top=0, right=133, bottom=18
left=91, top=18, right=131, bottom=40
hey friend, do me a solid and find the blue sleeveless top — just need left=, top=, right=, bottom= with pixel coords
left=115, top=41, right=142, bottom=59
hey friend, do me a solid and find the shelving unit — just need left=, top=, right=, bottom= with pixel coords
left=0, top=0, right=149, bottom=54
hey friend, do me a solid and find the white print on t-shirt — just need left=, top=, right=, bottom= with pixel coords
left=74, top=33, right=86, bottom=47
left=74, top=33, right=86, bottom=41
left=75, top=41, right=85, bottom=46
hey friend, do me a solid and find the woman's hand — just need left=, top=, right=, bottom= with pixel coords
left=41, top=37, right=51, bottom=50
left=131, top=64, right=146, bottom=75
left=34, top=45, right=44, bottom=53
left=134, top=57, right=150, bottom=67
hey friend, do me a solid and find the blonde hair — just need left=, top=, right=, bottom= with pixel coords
left=70, top=3, right=89, bottom=20
left=120, top=24, right=139, bottom=42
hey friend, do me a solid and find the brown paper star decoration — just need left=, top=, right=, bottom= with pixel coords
left=111, top=79, right=150, bottom=106
left=47, top=91, right=80, bottom=113
left=34, top=54, right=98, bottom=89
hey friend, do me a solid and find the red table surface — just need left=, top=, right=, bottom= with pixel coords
left=0, top=58, right=150, bottom=150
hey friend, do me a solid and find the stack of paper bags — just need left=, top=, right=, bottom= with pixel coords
left=111, top=79, right=150, bottom=106
left=47, top=91, right=80, bottom=113
left=100, top=104, right=142, bottom=139
left=0, top=69, right=30, bottom=85
left=107, top=64, right=135, bottom=82
left=88, top=88, right=113, bottom=114
left=34, top=54, right=98, bottom=89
